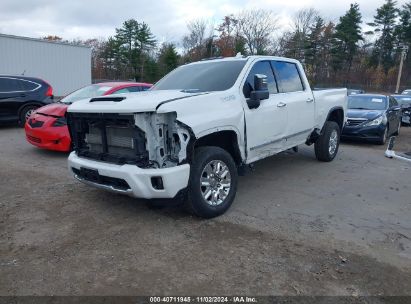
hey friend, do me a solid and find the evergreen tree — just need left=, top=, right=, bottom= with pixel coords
left=114, top=19, right=156, bottom=81
left=368, top=0, right=398, bottom=71
left=397, top=2, right=411, bottom=68
left=331, top=3, right=363, bottom=75
left=158, top=43, right=180, bottom=77
left=305, top=17, right=326, bottom=83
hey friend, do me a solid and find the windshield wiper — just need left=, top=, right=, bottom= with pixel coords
left=350, top=107, right=371, bottom=110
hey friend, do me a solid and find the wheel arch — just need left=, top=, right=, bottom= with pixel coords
left=17, top=102, right=44, bottom=117
left=325, top=106, right=345, bottom=132
left=193, top=130, right=243, bottom=166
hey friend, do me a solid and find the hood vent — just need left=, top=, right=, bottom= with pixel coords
left=89, top=97, right=126, bottom=103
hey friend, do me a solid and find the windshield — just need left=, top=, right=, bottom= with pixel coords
left=393, top=96, right=411, bottom=106
left=60, top=85, right=113, bottom=104
left=348, top=95, right=388, bottom=110
left=152, top=60, right=247, bottom=92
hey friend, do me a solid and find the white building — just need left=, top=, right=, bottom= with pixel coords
left=0, top=34, right=91, bottom=96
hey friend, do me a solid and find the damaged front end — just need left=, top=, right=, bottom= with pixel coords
left=67, top=112, right=192, bottom=169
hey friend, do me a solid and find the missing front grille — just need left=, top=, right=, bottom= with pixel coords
left=67, top=113, right=149, bottom=166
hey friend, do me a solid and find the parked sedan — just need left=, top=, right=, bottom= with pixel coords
left=0, top=75, right=54, bottom=126
left=25, top=82, right=152, bottom=152
left=402, top=89, right=411, bottom=95
left=392, top=95, right=411, bottom=126
left=342, top=94, right=402, bottom=145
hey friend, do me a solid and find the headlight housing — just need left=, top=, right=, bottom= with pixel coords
left=364, top=115, right=386, bottom=127
left=52, top=117, right=67, bottom=127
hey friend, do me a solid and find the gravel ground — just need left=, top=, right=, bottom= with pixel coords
left=1, top=126, right=411, bottom=296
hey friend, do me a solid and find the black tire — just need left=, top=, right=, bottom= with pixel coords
left=19, top=105, right=38, bottom=127
left=314, top=121, right=341, bottom=162
left=185, top=146, right=238, bottom=218
left=377, top=125, right=389, bottom=145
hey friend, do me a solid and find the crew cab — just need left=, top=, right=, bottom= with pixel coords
left=67, top=56, right=347, bottom=218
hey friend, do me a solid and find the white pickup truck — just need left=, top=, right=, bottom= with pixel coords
left=67, top=55, right=347, bottom=218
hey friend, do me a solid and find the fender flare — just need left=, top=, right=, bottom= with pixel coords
left=189, top=127, right=245, bottom=165
left=323, top=106, right=345, bottom=132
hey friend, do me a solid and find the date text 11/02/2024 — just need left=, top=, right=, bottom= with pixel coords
left=149, top=297, right=258, bottom=303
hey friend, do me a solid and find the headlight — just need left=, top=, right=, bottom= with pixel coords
left=364, top=116, right=385, bottom=127
left=52, top=117, right=67, bottom=127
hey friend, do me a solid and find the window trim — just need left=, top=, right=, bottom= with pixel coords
left=0, top=77, right=41, bottom=93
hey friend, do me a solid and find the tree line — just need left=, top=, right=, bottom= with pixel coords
left=45, top=0, right=411, bottom=91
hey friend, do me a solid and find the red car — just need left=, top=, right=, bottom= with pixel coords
left=25, top=82, right=152, bottom=152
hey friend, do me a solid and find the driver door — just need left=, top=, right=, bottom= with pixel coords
left=243, top=60, right=288, bottom=163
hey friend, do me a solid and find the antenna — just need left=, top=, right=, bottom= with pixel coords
left=22, top=69, right=26, bottom=76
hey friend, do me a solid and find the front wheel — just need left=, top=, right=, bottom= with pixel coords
left=314, top=121, right=341, bottom=162
left=377, top=126, right=389, bottom=145
left=186, top=146, right=238, bottom=218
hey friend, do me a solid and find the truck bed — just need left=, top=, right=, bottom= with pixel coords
left=313, top=88, right=348, bottom=130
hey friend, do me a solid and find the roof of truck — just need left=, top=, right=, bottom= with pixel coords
left=189, top=55, right=300, bottom=65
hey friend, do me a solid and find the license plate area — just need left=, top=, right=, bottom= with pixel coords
left=80, top=167, right=100, bottom=183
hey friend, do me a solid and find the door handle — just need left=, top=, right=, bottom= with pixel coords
left=307, top=98, right=314, bottom=103
left=277, top=102, right=287, bottom=108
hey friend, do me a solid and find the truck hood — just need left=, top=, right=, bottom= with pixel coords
left=347, top=109, right=384, bottom=120
left=67, top=90, right=210, bottom=114
left=36, top=102, right=68, bottom=117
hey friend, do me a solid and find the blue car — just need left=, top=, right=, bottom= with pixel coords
left=342, top=94, right=402, bottom=145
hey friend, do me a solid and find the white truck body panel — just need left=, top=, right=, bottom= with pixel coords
left=67, top=56, right=347, bottom=200
left=313, top=89, right=348, bottom=130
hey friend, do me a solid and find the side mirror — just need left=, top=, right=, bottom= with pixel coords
left=247, top=74, right=270, bottom=109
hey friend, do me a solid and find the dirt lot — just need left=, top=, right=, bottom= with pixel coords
left=1, top=126, right=411, bottom=296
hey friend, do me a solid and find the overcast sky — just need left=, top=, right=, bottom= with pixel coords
left=0, top=0, right=409, bottom=45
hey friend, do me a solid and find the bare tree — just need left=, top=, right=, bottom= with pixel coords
left=237, top=9, right=279, bottom=55
left=292, top=8, right=320, bottom=36
left=182, top=19, right=210, bottom=58
left=291, top=8, right=320, bottom=61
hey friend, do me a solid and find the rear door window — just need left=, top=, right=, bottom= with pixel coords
left=0, top=77, right=22, bottom=93
left=271, top=61, right=304, bottom=93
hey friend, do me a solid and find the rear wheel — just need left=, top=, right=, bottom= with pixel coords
left=186, top=146, right=238, bottom=218
left=314, top=121, right=341, bottom=162
left=19, top=105, right=38, bottom=127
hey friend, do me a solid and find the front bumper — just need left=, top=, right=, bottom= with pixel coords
left=402, top=114, right=410, bottom=125
left=68, top=152, right=190, bottom=199
left=342, top=124, right=386, bottom=141
left=24, top=116, right=71, bottom=152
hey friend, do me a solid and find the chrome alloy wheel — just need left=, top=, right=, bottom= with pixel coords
left=200, top=160, right=231, bottom=206
left=329, top=130, right=338, bottom=156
